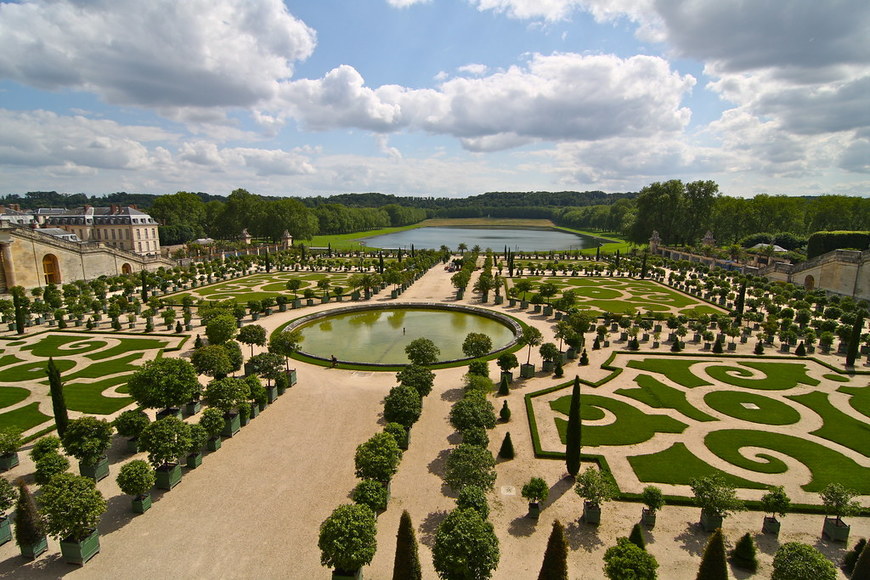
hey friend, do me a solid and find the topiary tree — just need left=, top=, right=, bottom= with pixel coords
left=113, top=409, right=150, bottom=445
left=203, top=377, right=249, bottom=415
left=318, top=504, right=378, bottom=576
left=852, top=540, right=870, bottom=580
left=191, top=344, right=233, bottom=378
left=433, top=508, right=500, bottom=580
left=730, top=532, right=758, bottom=572
left=628, top=523, right=646, bottom=551
left=237, top=324, right=267, bottom=357
left=199, top=407, right=225, bottom=442
left=496, top=374, right=510, bottom=396
left=449, top=395, right=496, bottom=432
left=46, top=357, right=69, bottom=437
left=38, top=473, right=107, bottom=543
left=456, top=485, right=489, bottom=519
left=392, top=510, right=422, bottom=580
left=537, top=520, right=568, bottom=580
left=383, top=385, right=423, bottom=430
left=14, top=483, right=46, bottom=554
left=820, top=482, right=860, bottom=526
left=127, top=357, right=200, bottom=412
left=138, top=416, right=192, bottom=470
left=497, top=353, right=518, bottom=376
left=499, top=400, right=511, bottom=422
left=396, top=364, right=435, bottom=397
left=498, top=432, right=515, bottom=459
left=351, top=479, right=389, bottom=513
left=579, top=349, right=589, bottom=365
left=116, top=459, right=155, bottom=501
left=354, top=432, right=402, bottom=484
left=462, top=332, right=493, bottom=359
left=522, top=477, right=549, bottom=506
left=772, top=542, right=836, bottom=580
left=444, top=444, right=497, bottom=492
left=61, top=416, right=113, bottom=468
left=34, top=452, right=70, bottom=485
left=575, top=467, right=617, bottom=509
left=205, top=314, right=237, bottom=345
left=565, top=376, right=582, bottom=478
left=29, top=435, right=61, bottom=463
left=604, top=537, right=658, bottom=580
left=696, top=528, right=727, bottom=580
left=405, top=338, right=440, bottom=366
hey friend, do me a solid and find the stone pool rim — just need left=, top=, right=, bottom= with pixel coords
left=282, top=302, right=523, bottom=368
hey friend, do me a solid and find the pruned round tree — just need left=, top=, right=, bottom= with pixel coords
left=205, top=314, right=237, bottom=345
left=449, top=395, right=496, bottom=432
left=405, top=338, right=440, bottom=366
left=61, top=416, right=113, bottom=466
left=237, top=324, right=267, bottom=357
left=396, top=364, right=435, bottom=397
left=383, top=385, right=423, bottom=430
left=127, top=357, right=200, bottom=411
left=433, top=508, right=500, bottom=580
left=203, top=377, right=250, bottom=415
left=603, top=537, right=658, bottom=580
left=318, top=504, right=378, bottom=576
left=191, top=344, right=233, bottom=378
left=38, top=473, right=107, bottom=542
left=771, top=542, right=836, bottom=580
left=268, top=329, right=303, bottom=370
left=138, top=416, right=192, bottom=469
left=444, top=443, right=497, bottom=492
left=462, top=332, right=493, bottom=359
left=354, top=432, right=402, bottom=484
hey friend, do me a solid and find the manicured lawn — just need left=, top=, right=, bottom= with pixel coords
left=63, top=353, right=144, bottom=380
left=617, top=374, right=716, bottom=422
left=628, top=443, right=769, bottom=489
left=839, top=385, right=870, bottom=418
left=626, top=358, right=710, bottom=388
left=22, top=335, right=110, bottom=358
left=0, top=386, right=30, bottom=409
left=788, top=391, right=870, bottom=455
left=86, top=338, right=170, bottom=361
left=705, top=361, right=819, bottom=390
left=703, top=391, right=801, bottom=425
left=824, top=373, right=850, bottom=382
left=64, top=377, right=133, bottom=414
left=704, top=429, right=870, bottom=493
left=0, top=359, right=75, bottom=383
left=550, top=393, right=687, bottom=446
left=0, top=403, right=52, bottom=433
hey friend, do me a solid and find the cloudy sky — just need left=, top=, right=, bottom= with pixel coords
left=0, top=0, right=868, bottom=198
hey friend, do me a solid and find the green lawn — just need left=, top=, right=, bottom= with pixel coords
left=617, top=374, right=716, bottom=422
left=626, top=358, right=710, bottom=388
left=704, top=429, right=870, bottom=493
left=0, top=403, right=52, bottom=433
left=64, top=377, right=133, bottom=414
left=703, top=391, right=801, bottom=425
left=628, top=443, right=769, bottom=489
left=705, top=361, right=819, bottom=390
left=0, top=359, right=76, bottom=383
left=0, top=386, right=30, bottom=409
left=839, top=385, right=870, bottom=418
left=788, top=391, right=870, bottom=455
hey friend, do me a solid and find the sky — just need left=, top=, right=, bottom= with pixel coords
left=0, top=0, right=868, bottom=199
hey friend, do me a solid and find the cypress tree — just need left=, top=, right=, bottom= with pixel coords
left=844, top=538, right=867, bottom=576
left=628, top=523, right=646, bottom=551
left=537, top=520, right=568, bottom=580
left=392, top=510, right=422, bottom=580
left=696, top=528, right=728, bottom=580
left=845, top=310, right=865, bottom=367
left=497, top=374, right=510, bottom=396
left=45, top=357, right=68, bottom=437
left=264, top=249, right=271, bottom=273
left=14, top=483, right=46, bottom=550
left=140, top=269, right=149, bottom=303
left=734, top=282, right=746, bottom=324
left=730, top=532, right=758, bottom=572
left=12, top=290, right=25, bottom=335
left=565, top=376, right=582, bottom=477
left=498, top=432, right=515, bottom=459
left=640, top=253, right=648, bottom=279
left=852, top=539, right=870, bottom=579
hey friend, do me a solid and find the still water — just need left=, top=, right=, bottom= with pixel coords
left=296, top=307, right=516, bottom=365
left=360, top=226, right=598, bottom=252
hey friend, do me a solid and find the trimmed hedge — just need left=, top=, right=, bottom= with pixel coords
left=806, top=231, right=870, bottom=259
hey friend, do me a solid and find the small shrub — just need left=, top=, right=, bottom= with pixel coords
left=712, top=339, right=724, bottom=354
left=670, top=340, right=682, bottom=352
left=592, top=337, right=600, bottom=350
left=754, top=341, right=765, bottom=355
left=843, top=538, right=867, bottom=576
left=498, top=432, right=515, bottom=459
left=553, top=362, right=564, bottom=378
left=579, top=349, right=589, bottom=365
left=521, top=477, right=549, bottom=504
left=468, top=359, right=489, bottom=378
left=116, top=459, right=155, bottom=498
left=730, top=532, right=758, bottom=572
left=113, top=409, right=150, bottom=439
left=351, top=479, right=389, bottom=512
left=497, top=375, right=510, bottom=396
left=499, top=401, right=511, bottom=422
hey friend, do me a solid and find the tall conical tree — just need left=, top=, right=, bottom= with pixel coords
left=628, top=523, right=646, bottom=551
left=696, top=528, right=728, bottom=580
left=140, top=269, right=149, bottom=303
left=853, top=539, right=870, bottom=580
left=499, top=432, right=515, bottom=459
left=46, top=357, right=68, bottom=437
left=13, top=483, right=46, bottom=552
left=537, top=520, right=568, bottom=580
left=565, top=376, right=582, bottom=477
left=497, top=374, right=510, bottom=396
left=392, top=510, right=421, bottom=580
left=845, top=310, right=865, bottom=367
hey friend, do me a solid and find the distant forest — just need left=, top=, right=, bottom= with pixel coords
left=1, top=186, right=867, bottom=250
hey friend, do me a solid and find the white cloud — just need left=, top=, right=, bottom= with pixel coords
left=0, top=0, right=316, bottom=109
left=457, top=64, right=489, bottom=76
left=386, top=0, right=431, bottom=6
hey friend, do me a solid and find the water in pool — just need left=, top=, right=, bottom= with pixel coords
left=360, top=226, right=599, bottom=252
left=296, top=308, right=516, bottom=365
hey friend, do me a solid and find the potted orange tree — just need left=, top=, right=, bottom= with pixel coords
left=62, top=416, right=113, bottom=481
left=39, top=473, right=107, bottom=565
left=116, top=459, right=156, bottom=514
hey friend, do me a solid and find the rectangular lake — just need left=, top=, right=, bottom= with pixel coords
left=360, top=226, right=599, bottom=251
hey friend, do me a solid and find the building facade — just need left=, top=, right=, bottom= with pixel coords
left=45, top=205, right=160, bottom=256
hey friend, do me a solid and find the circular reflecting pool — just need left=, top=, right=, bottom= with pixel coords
left=292, top=305, right=518, bottom=365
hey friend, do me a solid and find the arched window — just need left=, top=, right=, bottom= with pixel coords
left=121, top=263, right=132, bottom=275
left=42, top=254, right=61, bottom=284
left=804, top=275, right=815, bottom=291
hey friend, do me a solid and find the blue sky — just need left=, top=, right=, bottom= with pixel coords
left=0, top=0, right=868, bottom=198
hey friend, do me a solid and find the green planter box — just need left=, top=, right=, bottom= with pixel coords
left=132, top=494, right=152, bottom=514
left=520, top=300, right=529, bottom=309
left=700, top=510, right=723, bottom=532
left=508, top=298, right=516, bottom=307
left=184, top=400, right=202, bottom=417
left=60, top=529, right=101, bottom=565
left=566, top=348, right=577, bottom=360
left=278, top=304, right=287, bottom=312
left=19, top=535, right=48, bottom=560
left=126, top=437, right=141, bottom=454
left=250, top=404, right=260, bottom=419
left=79, top=456, right=110, bottom=482
left=0, top=516, right=10, bottom=546
left=266, top=385, right=278, bottom=404
left=641, top=508, right=657, bottom=529
left=155, top=463, right=182, bottom=491
left=286, top=369, right=298, bottom=386
left=206, top=437, right=222, bottom=452
left=543, top=306, right=553, bottom=316
left=822, top=517, right=850, bottom=542
left=0, top=452, right=19, bottom=471
left=156, top=407, right=183, bottom=421
left=186, top=452, right=203, bottom=469
left=542, top=360, right=555, bottom=373
left=520, top=363, right=535, bottom=379
left=222, top=413, right=241, bottom=438
left=762, top=516, right=780, bottom=536
left=532, top=304, right=542, bottom=313
left=582, top=502, right=601, bottom=525
left=500, top=371, right=513, bottom=383
left=293, top=299, right=302, bottom=309
left=306, top=299, right=315, bottom=306
left=332, top=570, right=363, bottom=580
left=494, top=295, right=504, bottom=305
left=527, top=502, right=541, bottom=520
